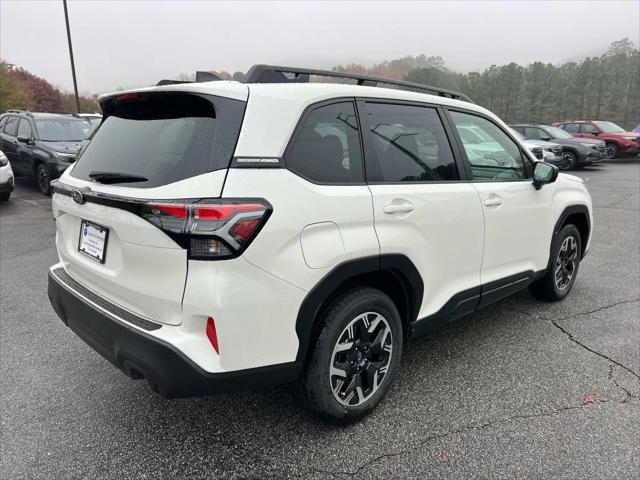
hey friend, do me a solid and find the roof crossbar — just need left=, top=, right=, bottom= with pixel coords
left=243, top=64, right=472, bottom=102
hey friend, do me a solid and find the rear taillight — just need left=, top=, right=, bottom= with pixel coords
left=141, top=199, right=271, bottom=260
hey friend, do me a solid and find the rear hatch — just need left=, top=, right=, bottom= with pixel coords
left=52, top=85, right=248, bottom=325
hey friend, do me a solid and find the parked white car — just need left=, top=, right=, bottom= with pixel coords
left=511, top=129, right=564, bottom=167
left=78, top=113, right=102, bottom=137
left=0, top=149, right=14, bottom=201
left=47, top=65, right=593, bottom=421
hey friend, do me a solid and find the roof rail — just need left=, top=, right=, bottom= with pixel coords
left=243, top=64, right=473, bottom=103
left=5, top=109, right=33, bottom=117
left=45, top=111, right=82, bottom=118
left=156, top=70, right=223, bottom=86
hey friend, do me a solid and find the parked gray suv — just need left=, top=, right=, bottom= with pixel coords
left=510, top=124, right=607, bottom=170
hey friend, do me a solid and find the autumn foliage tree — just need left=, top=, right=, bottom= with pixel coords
left=9, top=67, right=62, bottom=111
left=1, top=60, right=99, bottom=113
left=0, top=61, right=33, bottom=111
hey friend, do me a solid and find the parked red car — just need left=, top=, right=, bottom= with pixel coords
left=552, top=120, right=640, bottom=159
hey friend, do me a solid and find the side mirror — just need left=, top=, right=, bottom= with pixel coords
left=532, top=161, right=559, bottom=190
left=17, top=135, right=32, bottom=145
left=540, top=136, right=552, bottom=142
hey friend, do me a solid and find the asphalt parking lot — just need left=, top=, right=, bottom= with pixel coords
left=1, top=161, right=639, bottom=479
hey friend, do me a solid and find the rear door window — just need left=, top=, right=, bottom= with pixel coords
left=285, top=102, right=363, bottom=184
left=364, top=102, right=459, bottom=182
left=71, top=92, right=246, bottom=188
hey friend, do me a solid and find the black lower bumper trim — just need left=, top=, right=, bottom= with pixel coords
left=0, top=180, right=14, bottom=194
left=48, top=269, right=302, bottom=398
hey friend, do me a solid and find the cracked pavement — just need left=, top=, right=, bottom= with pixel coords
left=1, top=161, right=639, bottom=479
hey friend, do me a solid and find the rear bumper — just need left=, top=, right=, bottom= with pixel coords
left=48, top=267, right=302, bottom=398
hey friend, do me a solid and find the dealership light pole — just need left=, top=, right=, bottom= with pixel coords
left=63, top=0, right=81, bottom=113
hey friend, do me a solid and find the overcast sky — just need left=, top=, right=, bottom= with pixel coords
left=1, top=0, right=638, bottom=95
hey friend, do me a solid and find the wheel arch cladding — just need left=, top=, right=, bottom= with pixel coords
left=555, top=205, right=590, bottom=259
left=294, top=254, right=423, bottom=363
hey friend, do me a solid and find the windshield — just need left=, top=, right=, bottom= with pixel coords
left=542, top=126, right=573, bottom=139
left=595, top=121, right=625, bottom=133
left=35, top=118, right=88, bottom=141
left=70, top=92, right=245, bottom=188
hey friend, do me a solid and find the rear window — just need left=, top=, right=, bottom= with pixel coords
left=71, top=92, right=245, bottom=188
left=285, top=102, right=364, bottom=184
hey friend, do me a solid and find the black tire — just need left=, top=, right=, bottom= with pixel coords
left=529, top=224, right=582, bottom=301
left=296, top=287, right=403, bottom=422
left=562, top=151, right=577, bottom=170
left=0, top=192, right=10, bottom=201
left=35, top=163, right=51, bottom=196
left=606, top=142, right=619, bottom=159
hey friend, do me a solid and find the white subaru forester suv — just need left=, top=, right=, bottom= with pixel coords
left=48, top=65, right=592, bottom=422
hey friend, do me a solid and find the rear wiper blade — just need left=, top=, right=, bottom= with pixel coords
left=88, top=171, right=149, bottom=184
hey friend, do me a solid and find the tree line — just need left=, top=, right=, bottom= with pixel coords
left=0, top=61, right=99, bottom=113
left=404, top=38, right=639, bottom=129
left=2, top=38, right=638, bottom=129
left=231, top=38, right=639, bottom=130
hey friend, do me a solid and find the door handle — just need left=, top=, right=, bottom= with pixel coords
left=383, top=202, right=414, bottom=214
left=483, top=196, right=503, bottom=207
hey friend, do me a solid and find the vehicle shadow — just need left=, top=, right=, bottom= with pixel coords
left=90, top=287, right=553, bottom=476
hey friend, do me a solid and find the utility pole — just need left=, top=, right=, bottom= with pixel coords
left=63, top=0, right=81, bottom=113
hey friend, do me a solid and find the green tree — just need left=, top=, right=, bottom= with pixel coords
left=401, top=38, right=639, bottom=129
left=0, top=61, right=34, bottom=111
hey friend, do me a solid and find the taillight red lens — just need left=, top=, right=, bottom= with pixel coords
left=140, top=199, right=271, bottom=260
left=115, top=93, right=141, bottom=101
left=194, top=204, right=265, bottom=220
left=206, top=317, right=219, bottom=355
left=149, top=203, right=188, bottom=218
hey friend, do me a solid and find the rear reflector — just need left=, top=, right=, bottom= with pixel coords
left=206, top=317, right=219, bottom=355
left=115, top=93, right=141, bottom=101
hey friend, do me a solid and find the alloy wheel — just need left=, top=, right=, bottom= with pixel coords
left=330, top=312, right=393, bottom=407
left=562, top=152, right=576, bottom=170
left=555, top=235, right=578, bottom=290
